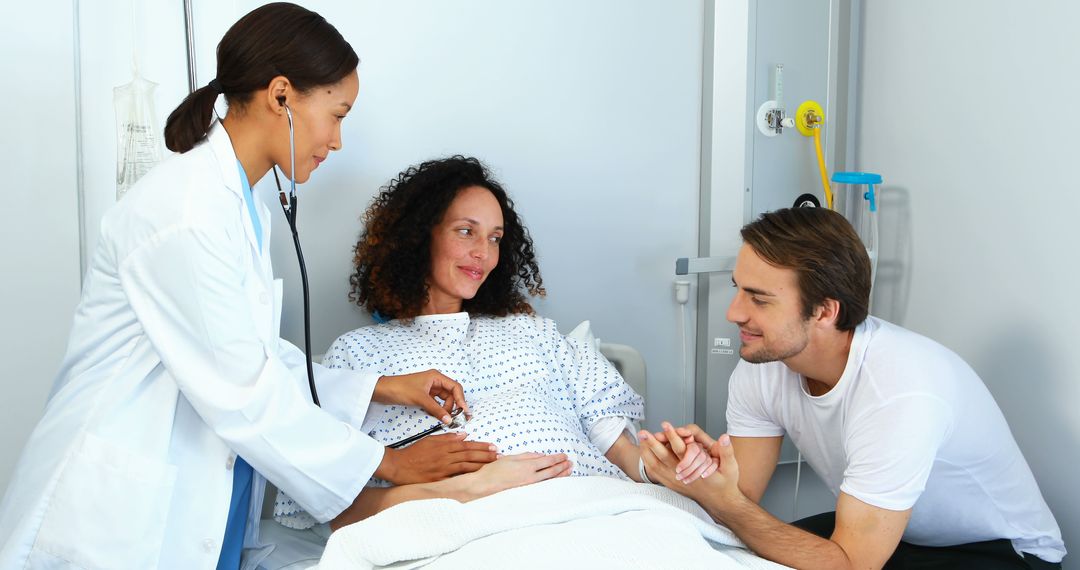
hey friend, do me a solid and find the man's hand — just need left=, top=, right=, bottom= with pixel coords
left=644, top=423, right=910, bottom=570
left=639, top=424, right=743, bottom=510
left=375, top=432, right=496, bottom=485
left=373, top=369, right=470, bottom=424
left=655, top=423, right=717, bottom=451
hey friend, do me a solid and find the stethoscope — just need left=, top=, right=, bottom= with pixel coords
left=388, top=408, right=468, bottom=449
left=271, top=96, right=320, bottom=406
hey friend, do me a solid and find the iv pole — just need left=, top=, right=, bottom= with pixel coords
left=182, top=0, right=196, bottom=94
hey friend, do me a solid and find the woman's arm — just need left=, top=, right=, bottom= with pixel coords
left=539, top=320, right=644, bottom=438
left=604, top=433, right=645, bottom=482
left=330, top=452, right=572, bottom=530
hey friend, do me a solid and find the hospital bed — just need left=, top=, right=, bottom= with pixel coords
left=252, top=324, right=786, bottom=569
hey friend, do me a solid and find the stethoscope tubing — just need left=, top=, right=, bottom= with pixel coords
left=274, top=103, right=320, bottom=407
left=387, top=424, right=445, bottom=449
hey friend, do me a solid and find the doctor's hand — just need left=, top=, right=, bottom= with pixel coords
left=375, top=432, right=497, bottom=485
left=373, top=369, right=470, bottom=424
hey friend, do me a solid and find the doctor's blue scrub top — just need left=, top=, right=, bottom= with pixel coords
left=217, top=160, right=261, bottom=569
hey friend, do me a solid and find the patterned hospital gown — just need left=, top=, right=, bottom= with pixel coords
left=274, top=312, right=644, bottom=529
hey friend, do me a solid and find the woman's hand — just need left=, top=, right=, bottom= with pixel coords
left=458, top=452, right=573, bottom=499
left=375, top=432, right=497, bottom=485
left=333, top=451, right=573, bottom=529
left=650, top=422, right=719, bottom=481
left=373, top=369, right=470, bottom=424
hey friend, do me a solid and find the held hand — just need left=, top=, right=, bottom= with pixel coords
left=462, top=452, right=572, bottom=499
left=653, top=422, right=725, bottom=480
left=639, top=429, right=740, bottom=505
left=374, top=369, right=470, bottom=424
left=653, top=422, right=717, bottom=451
left=675, top=423, right=718, bottom=450
left=659, top=422, right=718, bottom=482
left=375, top=432, right=496, bottom=485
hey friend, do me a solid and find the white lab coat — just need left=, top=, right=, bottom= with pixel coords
left=0, top=124, right=384, bottom=569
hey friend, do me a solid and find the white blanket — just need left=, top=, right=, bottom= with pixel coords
left=315, top=476, right=791, bottom=569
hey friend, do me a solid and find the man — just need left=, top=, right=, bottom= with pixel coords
left=640, top=208, right=1065, bottom=569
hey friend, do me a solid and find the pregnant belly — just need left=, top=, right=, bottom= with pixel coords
left=372, top=384, right=627, bottom=480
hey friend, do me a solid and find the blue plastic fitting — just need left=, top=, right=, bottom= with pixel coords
left=831, top=171, right=882, bottom=212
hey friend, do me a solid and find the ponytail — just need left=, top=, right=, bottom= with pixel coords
left=164, top=84, right=221, bottom=153
left=162, top=3, right=358, bottom=155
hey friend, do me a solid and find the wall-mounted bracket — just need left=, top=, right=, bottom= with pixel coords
left=676, top=256, right=737, bottom=276
left=756, top=100, right=796, bottom=136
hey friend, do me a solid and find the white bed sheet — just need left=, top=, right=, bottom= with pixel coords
left=314, top=476, right=791, bottom=569
left=255, top=519, right=328, bottom=570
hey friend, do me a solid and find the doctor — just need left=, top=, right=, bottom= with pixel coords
left=0, top=4, right=567, bottom=569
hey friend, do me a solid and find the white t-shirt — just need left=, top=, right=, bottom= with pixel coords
left=726, top=316, right=1065, bottom=562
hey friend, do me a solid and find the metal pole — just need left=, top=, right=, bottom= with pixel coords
left=183, top=0, right=197, bottom=93
left=73, top=0, right=87, bottom=282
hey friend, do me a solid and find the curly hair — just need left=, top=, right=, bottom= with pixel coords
left=349, top=156, right=545, bottom=320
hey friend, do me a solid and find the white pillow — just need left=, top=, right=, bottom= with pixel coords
left=567, top=320, right=599, bottom=348
left=568, top=320, right=647, bottom=403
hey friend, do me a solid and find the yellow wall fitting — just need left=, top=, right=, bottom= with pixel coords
left=796, top=100, right=825, bottom=137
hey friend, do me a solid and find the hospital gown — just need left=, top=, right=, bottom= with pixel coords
left=274, top=312, right=645, bottom=529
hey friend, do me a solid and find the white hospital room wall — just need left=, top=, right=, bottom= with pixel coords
left=0, top=4, right=83, bottom=497
left=857, top=0, right=1080, bottom=565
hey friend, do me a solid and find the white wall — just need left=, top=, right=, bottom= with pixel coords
left=859, top=0, right=1079, bottom=564
left=0, top=3, right=83, bottom=494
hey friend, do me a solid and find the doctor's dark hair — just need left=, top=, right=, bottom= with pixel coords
left=349, top=156, right=545, bottom=320
left=164, top=2, right=358, bottom=153
left=740, top=207, right=871, bottom=331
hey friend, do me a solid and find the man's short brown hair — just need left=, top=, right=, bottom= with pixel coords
left=740, top=207, right=871, bottom=331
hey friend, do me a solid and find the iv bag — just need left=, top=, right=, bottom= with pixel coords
left=114, top=75, right=162, bottom=199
